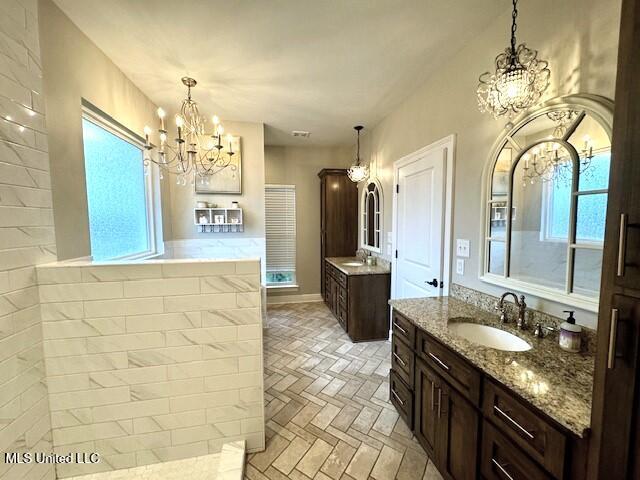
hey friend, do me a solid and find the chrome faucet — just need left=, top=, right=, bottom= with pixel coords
left=355, top=249, right=369, bottom=264
left=495, top=292, right=527, bottom=329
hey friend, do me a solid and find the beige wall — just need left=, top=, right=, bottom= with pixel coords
left=0, top=0, right=56, bottom=478
left=38, top=0, right=171, bottom=260
left=167, top=120, right=265, bottom=240
left=358, top=0, right=621, bottom=327
left=265, top=145, right=352, bottom=296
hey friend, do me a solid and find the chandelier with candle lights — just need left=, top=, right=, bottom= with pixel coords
left=143, top=77, right=236, bottom=186
left=520, top=111, right=595, bottom=186
left=477, top=0, right=550, bottom=119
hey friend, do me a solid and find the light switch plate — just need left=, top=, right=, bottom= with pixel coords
left=386, top=244, right=392, bottom=255
left=387, top=232, right=393, bottom=243
left=456, top=259, right=465, bottom=275
left=456, top=239, right=470, bottom=258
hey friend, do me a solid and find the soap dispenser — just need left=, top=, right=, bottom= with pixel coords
left=559, top=311, right=582, bottom=353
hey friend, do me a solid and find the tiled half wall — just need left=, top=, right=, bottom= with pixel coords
left=35, top=258, right=265, bottom=478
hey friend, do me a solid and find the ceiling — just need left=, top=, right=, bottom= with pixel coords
left=53, top=0, right=507, bottom=146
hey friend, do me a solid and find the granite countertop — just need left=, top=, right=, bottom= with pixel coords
left=389, top=296, right=595, bottom=438
left=326, top=257, right=390, bottom=276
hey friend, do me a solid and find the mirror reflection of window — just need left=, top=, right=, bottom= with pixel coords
left=483, top=100, right=612, bottom=306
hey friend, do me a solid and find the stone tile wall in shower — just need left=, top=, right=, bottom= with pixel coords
left=0, top=0, right=56, bottom=478
left=36, top=258, right=265, bottom=478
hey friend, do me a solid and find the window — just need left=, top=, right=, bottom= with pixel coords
left=265, top=185, right=296, bottom=286
left=82, top=107, right=158, bottom=260
left=482, top=96, right=613, bottom=311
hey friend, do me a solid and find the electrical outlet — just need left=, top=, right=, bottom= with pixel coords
left=456, top=239, right=470, bottom=258
left=456, top=258, right=465, bottom=275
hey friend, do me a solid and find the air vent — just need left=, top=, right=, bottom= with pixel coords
left=292, top=130, right=311, bottom=138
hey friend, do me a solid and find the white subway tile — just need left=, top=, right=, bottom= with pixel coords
left=236, top=291, right=261, bottom=308
left=237, top=324, right=262, bottom=340
left=45, top=353, right=128, bottom=376
left=166, top=358, right=238, bottom=380
left=40, top=301, right=84, bottom=321
left=235, top=260, right=260, bottom=275
left=126, top=311, right=201, bottom=333
left=91, top=398, right=170, bottom=423
left=202, top=308, right=261, bottom=326
left=89, top=365, right=167, bottom=388
left=129, top=378, right=203, bottom=401
left=132, top=409, right=206, bottom=434
left=169, top=390, right=240, bottom=413
left=84, top=297, right=163, bottom=318
left=81, top=264, right=162, bottom=282
left=43, top=337, right=87, bottom=357
left=161, top=262, right=236, bottom=278
left=163, top=293, right=236, bottom=313
left=200, top=275, right=260, bottom=293
left=127, top=346, right=202, bottom=367
left=206, top=403, right=263, bottom=424
left=36, top=266, right=81, bottom=285
left=165, top=326, right=236, bottom=346
left=204, top=372, right=262, bottom=393
left=86, top=332, right=165, bottom=353
left=52, top=420, right=133, bottom=446
left=202, top=340, right=261, bottom=359
left=94, top=431, right=172, bottom=455
left=123, top=277, right=200, bottom=298
left=49, top=386, right=130, bottom=411
left=46, top=373, right=90, bottom=394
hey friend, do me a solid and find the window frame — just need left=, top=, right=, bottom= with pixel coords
left=480, top=94, right=614, bottom=312
left=265, top=184, right=297, bottom=289
left=81, top=102, right=161, bottom=261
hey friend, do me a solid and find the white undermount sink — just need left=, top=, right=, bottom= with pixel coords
left=448, top=322, right=532, bottom=352
left=341, top=262, right=364, bottom=266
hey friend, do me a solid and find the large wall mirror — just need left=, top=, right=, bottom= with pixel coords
left=482, top=94, right=613, bottom=312
left=361, top=179, right=383, bottom=252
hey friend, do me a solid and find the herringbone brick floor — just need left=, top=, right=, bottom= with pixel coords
left=245, top=302, right=443, bottom=480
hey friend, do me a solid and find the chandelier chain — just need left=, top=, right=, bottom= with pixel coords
left=511, top=0, right=518, bottom=54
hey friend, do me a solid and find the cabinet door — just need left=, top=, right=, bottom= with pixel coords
left=414, top=358, right=440, bottom=458
left=438, top=382, right=479, bottom=480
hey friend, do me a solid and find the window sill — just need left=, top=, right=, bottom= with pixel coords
left=266, top=284, right=300, bottom=293
left=480, top=274, right=599, bottom=313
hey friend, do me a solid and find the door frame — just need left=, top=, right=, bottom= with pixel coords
left=391, top=134, right=456, bottom=299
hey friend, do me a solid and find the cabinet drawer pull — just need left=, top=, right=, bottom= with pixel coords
left=608, top=308, right=619, bottom=369
left=493, top=405, right=535, bottom=440
left=428, top=352, right=450, bottom=371
left=391, top=389, right=405, bottom=406
left=393, top=322, right=408, bottom=335
left=392, top=352, right=407, bottom=367
left=431, top=381, right=435, bottom=411
left=491, top=459, right=515, bottom=480
left=617, top=213, right=628, bottom=276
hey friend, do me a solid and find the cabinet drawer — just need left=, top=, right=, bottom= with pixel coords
left=337, top=286, right=348, bottom=306
left=481, top=421, right=553, bottom=480
left=391, top=310, right=416, bottom=349
left=390, top=370, right=413, bottom=429
left=338, top=306, right=347, bottom=330
left=391, top=335, right=414, bottom=389
left=337, top=271, right=348, bottom=288
left=417, top=330, right=481, bottom=406
left=483, top=379, right=566, bottom=478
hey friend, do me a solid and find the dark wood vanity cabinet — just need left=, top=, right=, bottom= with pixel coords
left=389, top=309, right=586, bottom=480
left=324, top=260, right=390, bottom=342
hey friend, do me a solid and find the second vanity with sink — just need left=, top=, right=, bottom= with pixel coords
left=324, top=257, right=390, bottom=341
left=389, top=296, right=595, bottom=480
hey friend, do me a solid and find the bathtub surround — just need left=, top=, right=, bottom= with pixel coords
left=36, top=258, right=265, bottom=478
left=0, top=0, right=57, bottom=479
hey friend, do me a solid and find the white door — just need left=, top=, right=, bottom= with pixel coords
left=394, top=145, right=446, bottom=299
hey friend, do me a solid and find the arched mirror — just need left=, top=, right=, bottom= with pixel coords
left=482, top=95, right=613, bottom=311
left=361, top=179, right=382, bottom=252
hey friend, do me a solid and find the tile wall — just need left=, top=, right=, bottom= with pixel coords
left=36, top=259, right=265, bottom=478
left=0, top=0, right=57, bottom=479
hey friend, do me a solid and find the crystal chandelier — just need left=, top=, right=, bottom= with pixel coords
left=143, top=77, right=237, bottom=186
left=477, top=0, right=550, bottom=119
left=347, top=125, right=368, bottom=183
left=521, top=136, right=595, bottom=187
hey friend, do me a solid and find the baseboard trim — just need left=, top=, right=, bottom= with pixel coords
left=267, top=293, right=323, bottom=305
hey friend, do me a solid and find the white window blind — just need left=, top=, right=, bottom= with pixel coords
left=265, top=185, right=296, bottom=279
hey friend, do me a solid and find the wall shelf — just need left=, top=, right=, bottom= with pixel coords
left=194, top=208, right=244, bottom=233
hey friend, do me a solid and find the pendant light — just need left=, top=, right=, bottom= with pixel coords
left=476, top=0, right=550, bottom=119
left=347, top=125, right=368, bottom=183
